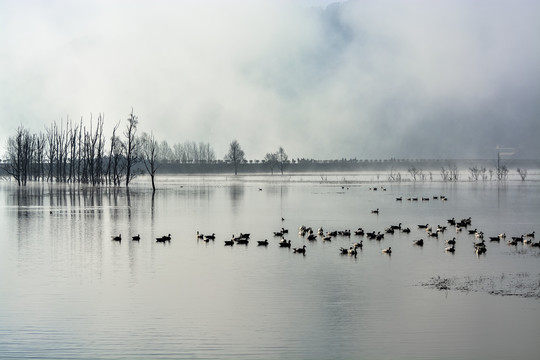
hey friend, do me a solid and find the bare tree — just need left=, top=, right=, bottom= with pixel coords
left=388, top=167, right=402, bottom=182
left=54, top=121, right=68, bottom=182
left=173, top=143, right=185, bottom=163
left=124, top=109, right=140, bottom=187
left=408, top=166, right=422, bottom=181
left=4, top=126, right=28, bottom=185
left=198, top=142, right=215, bottom=163
left=33, top=132, right=46, bottom=181
left=450, top=165, right=459, bottom=181
left=45, top=122, right=57, bottom=182
left=93, top=114, right=105, bottom=185
left=170, top=141, right=215, bottom=164
left=79, top=114, right=106, bottom=186
left=186, top=141, right=198, bottom=163
left=440, top=164, right=459, bottom=182
left=67, top=120, right=79, bottom=183
left=440, top=167, right=450, bottom=181
left=76, top=120, right=83, bottom=182
left=277, top=146, right=288, bottom=175
left=4, top=125, right=40, bottom=185
left=469, top=167, right=480, bottom=181
left=159, top=140, right=174, bottom=163
left=479, top=167, right=488, bottom=181
left=140, top=132, right=160, bottom=192
left=517, top=168, right=527, bottom=181
left=225, top=139, right=245, bottom=175
left=264, top=152, right=278, bottom=174
left=106, top=122, right=123, bottom=186
left=497, top=165, right=509, bottom=180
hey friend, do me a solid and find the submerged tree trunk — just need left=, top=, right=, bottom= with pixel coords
left=140, top=131, right=159, bottom=193
left=124, top=109, right=139, bottom=187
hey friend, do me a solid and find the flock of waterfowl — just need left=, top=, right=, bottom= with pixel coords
left=110, top=192, right=537, bottom=258
left=111, top=214, right=537, bottom=258
left=111, top=233, right=171, bottom=243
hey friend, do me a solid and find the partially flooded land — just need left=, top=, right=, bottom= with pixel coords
left=423, top=272, right=540, bottom=299
left=1, top=173, right=539, bottom=360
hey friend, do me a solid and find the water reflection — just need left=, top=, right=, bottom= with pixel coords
left=229, top=183, right=244, bottom=211
left=1, top=178, right=540, bottom=360
left=7, top=184, right=139, bottom=210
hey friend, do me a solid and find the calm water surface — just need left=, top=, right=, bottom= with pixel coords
left=1, top=174, right=539, bottom=360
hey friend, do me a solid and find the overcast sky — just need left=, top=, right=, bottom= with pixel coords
left=1, top=0, right=539, bottom=160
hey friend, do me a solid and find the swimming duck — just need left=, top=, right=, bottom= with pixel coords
left=476, top=246, right=487, bottom=255
left=413, top=239, right=424, bottom=246
left=473, top=239, right=486, bottom=248
left=391, top=223, right=402, bottom=230
left=279, top=240, right=291, bottom=248
left=235, top=237, right=249, bottom=245
left=156, top=234, right=171, bottom=242
left=352, top=241, right=363, bottom=249
left=307, top=234, right=317, bottom=241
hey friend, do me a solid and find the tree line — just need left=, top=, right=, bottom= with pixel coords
left=385, top=164, right=524, bottom=182
left=1, top=110, right=290, bottom=189
left=3, top=111, right=140, bottom=187
left=3, top=110, right=531, bottom=188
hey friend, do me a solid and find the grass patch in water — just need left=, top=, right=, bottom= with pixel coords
left=422, top=273, right=540, bottom=300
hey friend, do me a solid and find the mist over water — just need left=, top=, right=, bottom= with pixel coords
left=1, top=0, right=538, bottom=356
left=1, top=174, right=539, bottom=359
left=1, top=0, right=539, bottom=159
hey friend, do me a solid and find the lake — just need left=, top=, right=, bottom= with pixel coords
left=1, top=174, right=539, bottom=360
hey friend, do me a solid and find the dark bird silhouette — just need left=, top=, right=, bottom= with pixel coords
left=156, top=234, right=171, bottom=242
left=279, top=240, right=291, bottom=248
left=293, top=245, right=306, bottom=254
